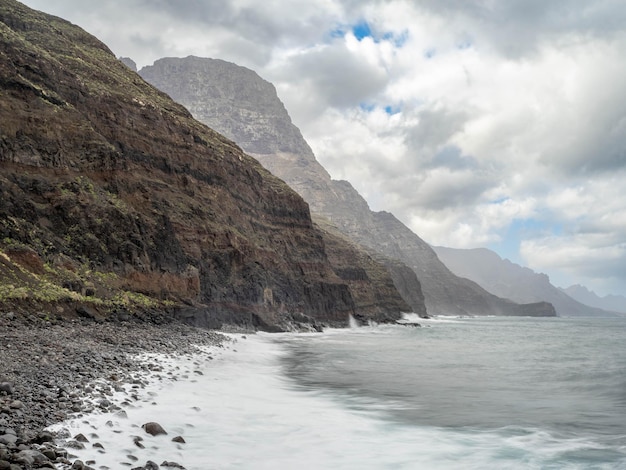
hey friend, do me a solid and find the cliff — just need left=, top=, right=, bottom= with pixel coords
left=140, top=56, right=427, bottom=317
left=139, top=56, right=555, bottom=317
left=313, top=217, right=412, bottom=322
left=140, top=56, right=419, bottom=319
left=0, top=0, right=392, bottom=330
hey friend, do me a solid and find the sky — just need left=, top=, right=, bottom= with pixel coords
left=21, top=0, right=626, bottom=298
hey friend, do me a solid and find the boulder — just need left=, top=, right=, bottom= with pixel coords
left=142, top=422, right=167, bottom=436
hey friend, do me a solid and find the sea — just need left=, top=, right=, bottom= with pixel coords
left=54, top=315, right=626, bottom=470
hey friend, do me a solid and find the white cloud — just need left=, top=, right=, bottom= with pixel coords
left=521, top=234, right=626, bottom=296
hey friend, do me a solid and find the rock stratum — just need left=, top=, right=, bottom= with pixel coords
left=140, top=56, right=556, bottom=317
left=0, top=1, right=410, bottom=330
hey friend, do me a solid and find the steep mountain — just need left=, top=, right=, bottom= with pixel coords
left=433, top=247, right=619, bottom=317
left=562, top=285, right=626, bottom=314
left=139, top=56, right=555, bottom=317
left=139, top=56, right=426, bottom=317
left=0, top=0, right=411, bottom=330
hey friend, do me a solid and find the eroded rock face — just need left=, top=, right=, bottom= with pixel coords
left=0, top=0, right=358, bottom=328
left=140, top=57, right=426, bottom=318
left=140, top=57, right=313, bottom=158
left=314, top=218, right=412, bottom=322
left=139, top=56, right=555, bottom=317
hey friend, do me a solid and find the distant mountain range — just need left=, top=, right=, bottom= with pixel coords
left=561, top=285, right=626, bottom=314
left=138, top=56, right=555, bottom=317
left=433, top=246, right=622, bottom=317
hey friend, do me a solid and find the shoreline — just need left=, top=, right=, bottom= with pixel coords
left=0, top=311, right=233, bottom=469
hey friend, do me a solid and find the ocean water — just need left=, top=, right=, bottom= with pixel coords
left=54, top=316, right=626, bottom=470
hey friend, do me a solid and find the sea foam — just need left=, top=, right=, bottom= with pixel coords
left=52, top=325, right=626, bottom=470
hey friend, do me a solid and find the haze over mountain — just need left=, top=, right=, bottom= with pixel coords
left=139, top=56, right=555, bottom=317
left=0, top=0, right=412, bottom=329
left=433, top=247, right=619, bottom=317
left=562, top=285, right=626, bottom=314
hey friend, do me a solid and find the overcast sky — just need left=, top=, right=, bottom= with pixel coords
left=22, top=0, right=626, bottom=297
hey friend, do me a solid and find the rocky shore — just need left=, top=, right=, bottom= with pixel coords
left=0, top=311, right=229, bottom=469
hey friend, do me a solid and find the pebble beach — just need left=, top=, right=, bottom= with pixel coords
left=0, top=311, right=230, bottom=470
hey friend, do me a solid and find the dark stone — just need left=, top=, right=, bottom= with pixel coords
left=74, top=433, right=89, bottom=443
left=34, top=430, right=54, bottom=444
left=394, top=320, right=421, bottom=327
left=142, top=422, right=167, bottom=436
left=133, top=436, right=145, bottom=449
left=0, top=383, right=13, bottom=395
left=161, top=462, right=185, bottom=469
left=0, top=435, right=17, bottom=446
left=41, top=447, right=57, bottom=460
left=76, top=306, right=97, bottom=321
left=171, top=436, right=185, bottom=444
left=14, top=449, right=50, bottom=467
left=65, top=440, right=85, bottom=450
left=131, top=461, right=159, bottom=470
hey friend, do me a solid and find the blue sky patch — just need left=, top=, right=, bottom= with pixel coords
left=329, top=21, right=408, bottom=47
left=352, top=21, right=373, bottom=41
left=489, top=216, right=563, bottom=266
left=359, top=102, right=402, bottom=115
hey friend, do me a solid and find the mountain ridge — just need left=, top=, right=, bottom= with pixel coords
left=433, top=246, right=620, bottom=317
left=139, top=55, right=555, bottom=317
left=561, top=284, right=626, bottom=314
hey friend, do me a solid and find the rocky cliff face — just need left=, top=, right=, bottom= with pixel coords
left=139, top=56, right=555, bottom=317
left=140, top=56, right=426, bottom=317
left=313, top=217, right=412, bottom=322
left=0, top=0, right=375, bottom=330
left=141, top=56, right=418, bottom=319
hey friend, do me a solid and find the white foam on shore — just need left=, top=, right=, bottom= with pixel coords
left=50, top=331, right=622, bottom=470
left=49, top=337, right=237, bottom=469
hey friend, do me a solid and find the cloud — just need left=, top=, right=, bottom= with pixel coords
left=276, top=39, right=388, bottom=109
left=412, top=0, right=626, bottom=58
left=521, top=233, right=626, bottom=295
